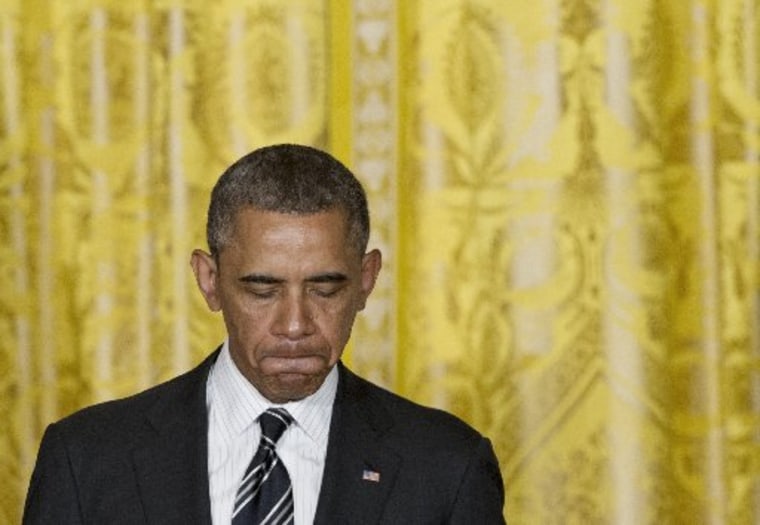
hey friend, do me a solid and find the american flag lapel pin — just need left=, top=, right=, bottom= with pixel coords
left=362, top=469, right=381, bottom=482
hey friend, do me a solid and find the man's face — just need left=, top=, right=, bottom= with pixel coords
left=191, top=207, right=381, bottom=403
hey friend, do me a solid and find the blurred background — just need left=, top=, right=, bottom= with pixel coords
left=1, top=0, right=759, bottom=523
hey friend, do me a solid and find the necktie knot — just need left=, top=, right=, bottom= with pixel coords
left=259, top=408, right=294, bottom=444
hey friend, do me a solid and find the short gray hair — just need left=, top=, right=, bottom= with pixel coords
left=206, top=144, right=370, bottom=256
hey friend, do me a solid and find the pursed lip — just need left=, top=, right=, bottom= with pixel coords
left=259, top=353, right=328, bottom=374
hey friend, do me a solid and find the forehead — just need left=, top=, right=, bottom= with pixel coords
left=223, top=207, right=354, bottom=257
left=233, top=206, right=347, bottom=233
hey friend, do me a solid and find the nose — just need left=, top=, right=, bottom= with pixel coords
left=271, top=292, right=316, bottom=339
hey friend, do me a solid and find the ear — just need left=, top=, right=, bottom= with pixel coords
left=190, top=249, right=222, bottom=312
left=357, top=249, right=382, bottom=310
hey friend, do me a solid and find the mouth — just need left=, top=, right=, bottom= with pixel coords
left=243, top=350, right=334, bottom=402
left=260, top=354, right=328, bottom=375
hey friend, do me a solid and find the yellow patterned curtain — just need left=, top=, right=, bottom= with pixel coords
left=1, top=0, right=759, bottom=523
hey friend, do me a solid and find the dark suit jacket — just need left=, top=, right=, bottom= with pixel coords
left=23, top=351, right=506, bottom=524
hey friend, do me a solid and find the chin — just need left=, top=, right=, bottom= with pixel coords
left=265, top=372, right=327, bottom=403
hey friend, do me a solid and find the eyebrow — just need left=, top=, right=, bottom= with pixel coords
left=239, top=274, right=283, bottom=284
left=238, top=272, right=348, bottom=284
left=306, top=272, right=348, bottom=284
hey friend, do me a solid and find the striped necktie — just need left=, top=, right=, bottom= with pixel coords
left=232, top=408, right=295, bottom=525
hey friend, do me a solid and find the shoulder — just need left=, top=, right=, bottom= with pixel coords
left=48, top=350, right=216, bottom=448
left=338, top=363, right=485, bottom=449
left=25, top=351, right=219, bottom=523
left=335, top=364, right=505, bottom=521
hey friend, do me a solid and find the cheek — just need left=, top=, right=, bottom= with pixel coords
left=320, top=304, right=359, bottom=342
left=221, top=298, right=268, bottom=338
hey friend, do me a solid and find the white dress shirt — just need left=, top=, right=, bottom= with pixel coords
left=206, top=341, right=337, bottom=525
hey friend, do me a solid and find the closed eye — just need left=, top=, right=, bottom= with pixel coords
left=239, top=274, right=282, bottom=298
left=310, top=285, right=344, bottom=298
left=307, top=272, right=348, bottom=298
left=246, top=286, right=278, bottom=298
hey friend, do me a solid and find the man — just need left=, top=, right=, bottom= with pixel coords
left=24, top=144, right=506, bottom=524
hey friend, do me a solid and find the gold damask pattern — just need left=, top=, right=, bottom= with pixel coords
left=0, top=1, right=330, bottom=522
left=398, top=0, right=760, bottom=523
left=346, top=0, right=398, bottom=386
left=1, top=0, right=759, bottom=524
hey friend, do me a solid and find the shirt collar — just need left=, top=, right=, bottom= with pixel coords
left=207, top=339, right=338, bottom=445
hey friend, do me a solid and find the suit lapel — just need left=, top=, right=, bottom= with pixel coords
left=126, top=354, right=399, bottom=523
left=132, top=352, right=217, bottom=524
left=314, top=364, right=401, bottom=525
